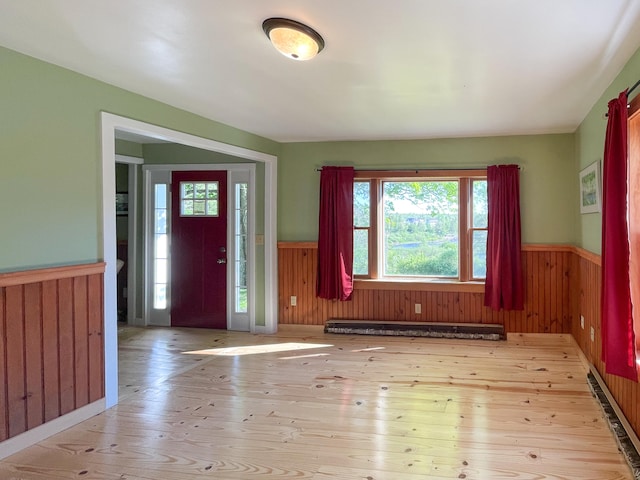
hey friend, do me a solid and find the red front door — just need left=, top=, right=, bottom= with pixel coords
left=170, top=171, right=227, bottom=328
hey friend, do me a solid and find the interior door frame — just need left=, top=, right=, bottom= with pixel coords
left=115, top=154, right=144, bottom=326
left=101, top=112, right=278, bottom=408
left=143, top=163, right=256, bottom=332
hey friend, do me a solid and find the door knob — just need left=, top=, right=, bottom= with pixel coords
left=217, top=258, right=227, bottom=264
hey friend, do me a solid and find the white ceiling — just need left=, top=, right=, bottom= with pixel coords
left=2, top=0, right=640, bottom=143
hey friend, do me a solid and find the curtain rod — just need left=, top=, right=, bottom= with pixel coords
left=604, top=79, right=640, bottom=117
left=315, top=166, right=522, bottom=172
left=315, top=168, right=486, bottom=172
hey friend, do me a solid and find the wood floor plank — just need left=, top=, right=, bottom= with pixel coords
left=0, top=326, right=632, bottom=479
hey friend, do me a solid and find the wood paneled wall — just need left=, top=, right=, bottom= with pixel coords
left=278, top=243, right=574, bottom=334
left=573, top=251, right=640, bottom=438
left=0, top=263, right=105, bottom=442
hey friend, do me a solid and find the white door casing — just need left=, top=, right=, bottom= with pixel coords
left=143, top=164, right=256, bottom=332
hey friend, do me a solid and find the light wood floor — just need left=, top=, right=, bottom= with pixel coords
left=0, top=326, right=633, bottom=479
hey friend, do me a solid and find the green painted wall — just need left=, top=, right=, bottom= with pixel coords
left=279, top=135, right=577, bottom=244
left=115, top=139, right=144, bottom=158
left=0, top=45, right=278, bottom=272
left=576, top=46, right=640, bottom=254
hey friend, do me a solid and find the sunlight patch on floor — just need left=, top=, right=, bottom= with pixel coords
left=279, top=352, right=331, bottom=360
left=352, top=346, right=386, bottom=352
left=182, top=342, right=334, bottom=356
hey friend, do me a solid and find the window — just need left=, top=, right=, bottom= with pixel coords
left=353, top=181, right=372, bottom=276
left=153, top=184, right=168, bottom=309
left=179, top=181, right=219, bottom=216
left=234, top=183, right=248, bottom=313
left=353, top=170, right=487, bottom=282
left=471, top=179, right=488, bottom=278
left=627, top=94, right=640, bottom=355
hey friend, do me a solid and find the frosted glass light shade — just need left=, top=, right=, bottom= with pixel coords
left=262, top=18, right=324, bottom=61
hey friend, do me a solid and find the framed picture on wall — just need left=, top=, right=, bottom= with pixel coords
left=116, top=193, right=128, bottom=216
left=579, top=161, right=601, bottom=214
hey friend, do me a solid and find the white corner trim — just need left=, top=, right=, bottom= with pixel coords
left=252, top=325, right=274, bottom=334
left=0, top=399, right=105, bottom=460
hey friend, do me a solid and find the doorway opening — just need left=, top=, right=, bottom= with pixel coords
left=115, top=154, right=143, bottom=326
left=101, top=112, right=278, bottom=408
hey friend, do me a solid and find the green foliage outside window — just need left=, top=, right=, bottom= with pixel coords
left=353, top=177, right=487, bottom=279
left=383, top=181, right=459, bottom=277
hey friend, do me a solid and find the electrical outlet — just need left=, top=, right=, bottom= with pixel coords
left=290, top=295, right=297, bottom=307
left=415, top=304, right=421, bottom=314
left=580, top=315, right=584, bottom=329
left=590, top=326, right=595, bottom=342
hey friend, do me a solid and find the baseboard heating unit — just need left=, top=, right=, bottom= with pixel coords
left=588, top=368, right=640, bottom=478
left=324, top=320, right=505, bottom=341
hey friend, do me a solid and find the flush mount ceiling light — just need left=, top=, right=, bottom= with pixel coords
left=262, top=17, right=325, bottom=61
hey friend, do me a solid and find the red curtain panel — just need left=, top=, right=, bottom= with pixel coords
left=316, top=166, right=355, bottom=301
left=601, top=90, right=637, bottom=381
left=484, top=165, right=524, bottom=311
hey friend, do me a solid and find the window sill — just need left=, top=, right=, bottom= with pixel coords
left=354, top=278, right=485, bottom=293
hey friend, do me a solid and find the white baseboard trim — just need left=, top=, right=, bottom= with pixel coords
left=0, top=399, right=106, bottom=460
left=253, top=325, right=277, bottom=334
left=129, top=317, right=145, bottom=327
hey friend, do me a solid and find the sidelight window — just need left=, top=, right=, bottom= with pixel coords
left=153, top=184, right=168, bottom=309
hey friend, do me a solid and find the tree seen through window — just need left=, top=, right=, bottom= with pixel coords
left=353, top=172, right=487, bottom=281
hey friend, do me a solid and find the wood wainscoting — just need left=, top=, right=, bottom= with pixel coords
left=278, top=242, right=574, bottom=334
left=573, top=249, right=640, bottom=440
left=0, top=262, right=105, bottom=442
